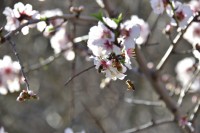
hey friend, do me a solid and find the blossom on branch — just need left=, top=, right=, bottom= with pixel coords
left=37, top=9, right=65, bottom=36
left=175, top=57, right=200, bottom=92
left=167, top=1, right=193, bottom=29
left=0, top=56, right=22, bottom=95
left=3, top=2, right=39, bottom=35
left=88, top=16, right=141, bottom=80
left=50, top=28, right=75, bottom=61
left=129, top=15, right=150, bottom=45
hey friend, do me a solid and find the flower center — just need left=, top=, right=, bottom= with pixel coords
left=4, top=67, right=12, bottom=75
left=104, top=40, right=113, bottom=50
left=175, top=11, right=185, bottom=21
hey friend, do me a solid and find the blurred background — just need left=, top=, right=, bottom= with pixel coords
left=0, top=0, right=198, bottom=133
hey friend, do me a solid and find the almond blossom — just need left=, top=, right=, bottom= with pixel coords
left=37, top=9, right=65, bottom=36
left=0, top=56, right=22, bottom=95
left=183, top=22, right=200, bottom=60
left=88, top=18, right=120, bottom=56
left=93, top=56, right=127, bottom=80
left=3, top=2, right=38, bottom=35
left=188, top=0, right=200, bottom=13
left=129, top=15, right=150, bottom=45
left=87, top=16, right=141, bottom=80
left=120, top=20, right=140, bottom=50
left=175, top=57, right=200, bottom=92
left=50, top=28, right=75, bottom=61
left=167, top=1, right=193, bottom=29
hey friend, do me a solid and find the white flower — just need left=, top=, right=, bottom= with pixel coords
left=184, top=22, right=200, bottom=45
left=3, top=2, right=38, bottom=35
left=150, top=0, right=168, bottom=14
left=120, top=20, right=141, bottom=50
left=130, top=15, right=150, bottom=44
left=175, top=57, right=200, bottom=92
left=93, top=56, right=126, bottom=80
left=3, top=7, right=20, bottom=32
left=167, top=2, right=193, bottom=29
left=183, top=22, right=200, bottom=60
left=50, top=28, right=75, bottom=61
left=0, top=127, right=7, bottom=133
left=102, top=17, right=117, bottom=29
left=88, top=21, right=120, bottom=56
left=37, top=9, right=64, bottom=36
left=0, top=55, right=21, bottom=95
left=188, top=0, right=200, bottom=13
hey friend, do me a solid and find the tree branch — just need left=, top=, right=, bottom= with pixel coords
left=156, top=12, right=200, bottom=71
left=119, top=117, right=174, bottom=133
left=1, top=14, right=96, bottom=44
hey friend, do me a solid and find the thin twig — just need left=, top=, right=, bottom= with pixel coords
left=24, top=35, right=89, bottom=73
left=156, top=12, right=200, bottom=71
left=125, top=98, right=163, bottom=106
left=64, top=65, right=95, bottom=86
left=81, top=102, right=106, bottom=133
left=8, top=39, right=30, bottom=91
left=189, top=100, right=200, bottom=124
left=25, top=53, right=62, bottom=73
left=118, top=117, right=174, bottom=133
left=1, top=14, right=96, bottom=43
left=102, top=0, right=117, bottom=17
left=135, top=45, right=193, bottom=133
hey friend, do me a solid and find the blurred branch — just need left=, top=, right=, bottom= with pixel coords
left=135, top=45, right=193, bottom=132
left=124, top=98, right=163, bottom=107
left=189, top=99, right=200, bottom=124
left=156, top=12, right=200, bottom=71
left=81, top=102, right=106, bottom=133
left=119, top=117, right=173, bottom=133
left=8, top=39, right=30, bottom=91
left=102, top=0, right=117, bottom=17
left=1, top=14, right=96, bottom=44
left=65, top=65, right=95, bottom=86
left=177, top=69, right=200, bottom=106
left=24, top=35, right=89, bottom=73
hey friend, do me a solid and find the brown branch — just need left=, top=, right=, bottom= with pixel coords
left=102, top=0, right=117, bottom=17
left=135, top=45, right=193, bottom=132
left=1, top=14, right=96, bottom=44
left=156, top=12, right=200, bottom=71
left=64, top=65, right=95, bottom=86
left=8, top=39, right=30, bottom=91
left=125, top=98, right=163, bottom=107
left=81, top=102, right=106, bottom=133
left=24, top=35, right=88, bottom=73
left=119, top=117, right=174, bottom=133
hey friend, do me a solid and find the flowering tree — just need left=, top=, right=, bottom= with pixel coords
left=0, top=0, right=200, bottom=133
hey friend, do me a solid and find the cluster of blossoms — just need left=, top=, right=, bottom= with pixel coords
left=175, top=57, right=200, bottom=92
left=0, top=56, right=22, bottom=95
left=37, top=9, right=75, bottom=61
left=87, top=15, right=149, bottom=80
left=3, top=3, right=75, bottom=61
left=3, top=2, right=38, bottom=35
left=150, top=0, right=193, bottom=29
